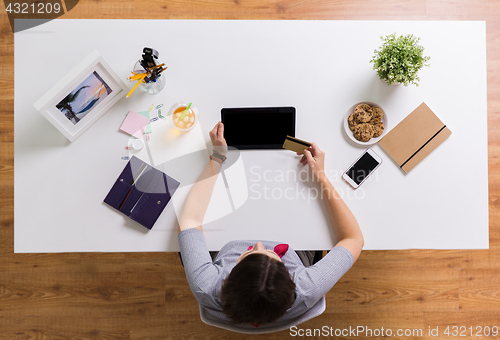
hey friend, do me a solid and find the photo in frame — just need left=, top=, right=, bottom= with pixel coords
left=34, top=50, right=128, bottom=142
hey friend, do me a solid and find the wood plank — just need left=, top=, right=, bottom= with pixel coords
left=0, top=141, right=13, bottom=185
left=426, top=0, right=500, bottom=19
left=0, top=14, right=12, bottom=57
left=79, top=253, right=127, bottom=273
left=125, top=254, right=201, bottom=313
left=124, top=252, right=179, bottom=272
left=62, top=0, right=135, bottom=19
left=0, top=100, right=14, bottom=142
left=130, top=0, right=426, bottom=20
left=459, top=269, right=500, bottom=311
left=328, top=268, right=459, bottom=312
left=0, top=192, right=13, bottom=255
left=0, top=316, right=131, bottom=340
left=0, top=253, right=81, bottom=273
left=355, top=250, right=465, bottom=270
left=454, top=250, right=500, bottom=269
left=424, top=312, right=500, bottom=338
left=0, top=272, right=165, bottom=317
left=0, top=57, right=13, bottom=101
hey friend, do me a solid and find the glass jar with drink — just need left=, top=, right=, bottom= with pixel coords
left=167, top=102, right=198, bottom=132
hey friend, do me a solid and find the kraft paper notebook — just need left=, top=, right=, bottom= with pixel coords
left=378, top=102, right=452, bottom=173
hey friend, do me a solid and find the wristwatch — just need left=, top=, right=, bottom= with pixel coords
left=211, top=150, right=227, bottom=164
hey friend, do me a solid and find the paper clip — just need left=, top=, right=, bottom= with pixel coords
left=155, top=104, right=163, bottom=109
left=145, top=134, right=150, bottom=141
left=158, top=109, right=166, bottom=120
left=148, top=104, right=154, bottom=112
left=125, top=146, right=134, bottom=150
left=150, top=117, right=159, bottom=122
left=122, top=156, right=130, bottom=160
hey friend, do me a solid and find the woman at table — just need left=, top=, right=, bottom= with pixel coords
left=178, top=122, right=364, bottom=327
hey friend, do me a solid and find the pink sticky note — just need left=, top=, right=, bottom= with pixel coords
left=120, top=110, right=151, bottom=138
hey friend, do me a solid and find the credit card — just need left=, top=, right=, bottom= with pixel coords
left=282, top=135, right=311, bottom=154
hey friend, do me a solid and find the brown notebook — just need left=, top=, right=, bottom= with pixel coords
left=378, top=102, right=452, bottom=173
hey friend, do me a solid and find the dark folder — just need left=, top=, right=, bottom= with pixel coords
left=104, top=156, right=180, bottom=230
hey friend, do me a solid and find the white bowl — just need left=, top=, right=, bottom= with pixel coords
left=167, top=102, right=199, bottom=132
left=343, top=101, right=388, bottom=146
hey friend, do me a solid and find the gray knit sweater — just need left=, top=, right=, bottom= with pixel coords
left=178, top=228, right=353, bottom=323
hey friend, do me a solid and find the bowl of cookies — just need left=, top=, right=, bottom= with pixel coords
left=344, top=101, right=387, bottom=145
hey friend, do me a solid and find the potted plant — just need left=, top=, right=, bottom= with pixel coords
left=370, top=33, right=430, bottom=86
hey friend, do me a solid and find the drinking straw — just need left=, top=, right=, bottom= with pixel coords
left=126, top=73, right=147, bottom=98
left=179, top=102, right=192, bottom=121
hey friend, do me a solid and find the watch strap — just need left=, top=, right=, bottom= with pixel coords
left=211, top=150, right=227, bottom=163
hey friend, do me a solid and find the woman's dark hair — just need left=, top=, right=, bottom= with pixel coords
left=220, top=253, right=296, bottom=325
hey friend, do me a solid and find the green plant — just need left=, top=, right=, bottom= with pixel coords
left=370, top=33, right=430, bottom=86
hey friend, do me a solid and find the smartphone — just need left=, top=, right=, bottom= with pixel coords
left=342, top=149, right=382, bottom=189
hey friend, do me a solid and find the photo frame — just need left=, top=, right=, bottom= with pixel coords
left=33, top=50, right=128, bottom=142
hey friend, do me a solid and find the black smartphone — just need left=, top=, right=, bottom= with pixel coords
left=343, top=149, right=383, bottom=189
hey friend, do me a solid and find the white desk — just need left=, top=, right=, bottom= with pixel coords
left=14, top=20, right=488, bottom=252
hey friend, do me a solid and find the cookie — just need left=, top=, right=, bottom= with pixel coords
left=348, top=113, right=357, bottom=131
left=354, top=103, right=372, bottom=114
left=372, top=121, right=384, bottom=138
left=370, top=106, right=383, bottom=123
left=354, top=104, right=373, bottom=123
left=353, top=123, right=374, bottom=142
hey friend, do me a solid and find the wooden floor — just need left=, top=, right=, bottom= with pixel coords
left=1, top=0, right=499, bottom=339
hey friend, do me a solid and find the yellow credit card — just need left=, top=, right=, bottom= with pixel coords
left=282, top=135, right=311, bottom=154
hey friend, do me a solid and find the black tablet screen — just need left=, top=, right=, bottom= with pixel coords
left=221, top=107, right=295, bottom=149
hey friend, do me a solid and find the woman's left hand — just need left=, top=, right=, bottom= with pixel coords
left=209, top=121, right=228, bottom=156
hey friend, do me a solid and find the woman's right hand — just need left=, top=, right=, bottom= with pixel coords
left=299, top=143, right=326, bottom=182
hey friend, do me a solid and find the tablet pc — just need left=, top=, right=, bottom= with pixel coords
left=221, top=107, right=295, bottom=150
